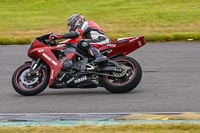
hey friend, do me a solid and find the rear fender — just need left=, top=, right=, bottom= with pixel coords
left=100, top=36, right=146, bottom=58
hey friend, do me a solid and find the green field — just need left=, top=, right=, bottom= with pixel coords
left=0, top=124, right=200, bottom=133
left=0, top=0, right=200, bottom=44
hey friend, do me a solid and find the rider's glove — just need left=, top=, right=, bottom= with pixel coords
left=49, top=34, right=57, bottom=41
left=49, top=34, right=63, bottom=41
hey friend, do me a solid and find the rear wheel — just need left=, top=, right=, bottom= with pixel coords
left=12, top=63, right=49, bottom=96
left=101, top=56, right=142, bottom=93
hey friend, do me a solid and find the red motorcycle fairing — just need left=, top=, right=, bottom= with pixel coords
left=60, top=36, right=146, bottom=58
left=99, top=36, right=145, bottom=58
left=28, top=40, right=77, bottom=86
left=60, top=38, right=80, bottom=45
left=29, top=47, right=61, bottom=86
left=12, top=32, right=146, bottom=96
left=28, top=35, right=145, bottom=87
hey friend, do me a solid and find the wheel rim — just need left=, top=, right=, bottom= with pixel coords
left=105, top=59, right=136, bottom=86
left=15, top=64, right=46, bottom=91
left=19, top=69, right=39, bottom=86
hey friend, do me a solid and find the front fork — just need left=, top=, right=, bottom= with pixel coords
left=30, top=58, right=41, bottom=70
left=28, top=58, right=43, bottom=76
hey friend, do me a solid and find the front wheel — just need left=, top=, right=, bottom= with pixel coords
left=12, top=62, right=49, bottom=96
left=101, top=56, right=142, bottom=93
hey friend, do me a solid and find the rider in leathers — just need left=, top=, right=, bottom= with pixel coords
left=50, top=14, right=109, bottom=64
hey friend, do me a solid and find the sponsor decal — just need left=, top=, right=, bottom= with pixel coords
left=118, top=39, right=127, bottom=43
left=50, top=70, right=54, bottom=79
left=107, top=44, right=116, bottom=47
left=42, top=53, right=58, bottom=66
left=138, top=41, right=142, bottom=47
left=38, top=49, right=44, bottom=53
left=129, top=37, right=139, bottom=42
left=51, top=60, right=58, bottom=66
left=107, top=49, right=113, bottom=53
left=66, top=77, right=75, bottom=84
left=59, top=73, right=66, bottom=81
left=74, top=76, right=87, bottom=84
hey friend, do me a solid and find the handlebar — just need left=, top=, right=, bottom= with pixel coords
left=36, top=32, right=57, bottom=46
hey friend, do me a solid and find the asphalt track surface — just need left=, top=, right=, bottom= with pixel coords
left=0, top=42, right=200, bottom=113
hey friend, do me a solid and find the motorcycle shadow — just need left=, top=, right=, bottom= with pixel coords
left=11, top=87, right=143, bottom=97
left=40, top=88, right=142, bottom=96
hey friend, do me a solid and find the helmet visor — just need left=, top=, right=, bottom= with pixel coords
left=67, top=24, right=72, bottom=31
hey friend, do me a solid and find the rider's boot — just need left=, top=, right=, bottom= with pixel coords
left=89, top=47, right=108, bottom=64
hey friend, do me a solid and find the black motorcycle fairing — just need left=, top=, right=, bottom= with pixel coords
left=50, top=71, right=98, bottom=89
left=49, top=43, right=124, bottom=89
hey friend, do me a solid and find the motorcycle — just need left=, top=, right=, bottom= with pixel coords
left=12, top=32, right=146, bottom=96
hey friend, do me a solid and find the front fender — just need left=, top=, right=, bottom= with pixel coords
left=25, top=61, right=32, bottom=64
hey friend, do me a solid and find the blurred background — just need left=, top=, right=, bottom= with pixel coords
left=0, top=0, right=200, bottom=44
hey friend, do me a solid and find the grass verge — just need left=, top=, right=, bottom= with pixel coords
left=0, top=0, right=200, bottom=44
left=0, top=33, right=199, bottom=45
left=0, top=124, right=200, bottom=133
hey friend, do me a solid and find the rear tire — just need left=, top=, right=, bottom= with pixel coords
left=101, top=56, right=142, bottom=93
left=12, top=63, right=49, bottom=96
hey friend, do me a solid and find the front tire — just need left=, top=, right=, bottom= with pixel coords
left=12, top=62, right=49, bottom=96
left=101, top=56, right=142, bottom=93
